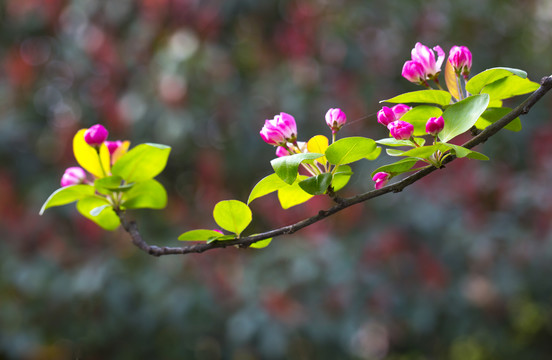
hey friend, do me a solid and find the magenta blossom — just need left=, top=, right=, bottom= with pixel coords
left=105, top=140, right=123, bottom=155
left=392, top=104, right=411, bottom=119
left=449, top=46, right=472, bottom=77
left=425, top=116, right=445, bottom=136
left=377, top=106, right=396, bottom=126
left=402, top=60, right=426, bottom=84
left=388, top=120, right=414, bottom=140
left=260, top=112, right=297, bottom=146
left=84, top=124, right=109, bottom=146
left=275, top=146, right=289, bottom=157
left=60, top=167, right=87, bottom=187
left=410, top=42, right=445, bottom=79
left=325, top=108, right=347, bottom=133
left=372, top=172, right=390, bottom=190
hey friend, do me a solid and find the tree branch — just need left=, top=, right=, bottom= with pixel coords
left=118, top=75, right=552, bottom=257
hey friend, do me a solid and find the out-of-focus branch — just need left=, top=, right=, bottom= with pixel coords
left=118, top=75, right=552, bottom=257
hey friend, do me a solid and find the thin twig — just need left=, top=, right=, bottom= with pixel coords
left=118, top=75, right=552, bottom=257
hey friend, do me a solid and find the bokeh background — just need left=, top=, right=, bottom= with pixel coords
left=2, top=0, right=552, bottom=359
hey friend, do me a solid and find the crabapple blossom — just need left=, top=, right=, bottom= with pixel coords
left=325, top=108, right=347, bottom=133
left=388, top=120, right=414, bottom=140
left=449, top=46, right=472, bottom=77
left=60, top=167, right=87, bottom=187
left=84, top=124, right=109, bottom=146
left=372, top=172, right=390, bottom=190
left=410, top=42, right=445, bottom=79
left=425, top=116, right=445, bottom=136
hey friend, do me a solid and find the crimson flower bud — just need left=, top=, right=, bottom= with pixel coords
left=391, top=104, right=411, bottom=119
left=372, top=172, right=390, bottom=190
left=401, top=60, right=426, bottom=84
left=377, top=106, right=396, bottom=126
left=388, top=120, right=414, bottom=140
left=275, top=146, right=289, bottom=157
left=325, top=108, right=347, bottom=134
left=425, top=116, right=445, bottom=136
left=448, top=46, right=472, bottom=77
left=60, top=167, right=87, bottom=187
left=105, top=140, right=123, bottom=155
left=84, top=124, right=109, bottom=146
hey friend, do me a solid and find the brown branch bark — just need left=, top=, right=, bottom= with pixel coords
left=118, top=75, right=552, bottom=257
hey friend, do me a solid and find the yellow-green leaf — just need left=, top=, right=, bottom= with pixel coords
left=445, top=60, right=460, bottom=101
left=307, top=135, right=329, bottom=164
left=73, top=129, right=106, bottom=178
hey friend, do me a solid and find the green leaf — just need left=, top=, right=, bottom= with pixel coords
left=178, top=229, right=224, bottom=242
left=213, top=200, right=252, bottom=236
left=371, top=158, right=419, bottom=177
left=111, top=143, right=171, bottom=183
left=439, top=94, right=490, bottom=143
left=475, top=107, right=521, bottom=132
left=481, top=76, right=540, bottom=101
left=94, top=176, right=134, bottom=195
left=466, top=67, right=527, bottom=95
left=332, top=165, right=353, bottom=192
left=40, top=185, right=96, bottom=215
left=76, top=197, right=120, bottom=231
left=250, top=238, right=272, bottom=249
left=325, top=137, right=376, bottom=166
left=381, top=90, right=451, bottom=107
left=365, top=146, right=381, bottom=160
left=270, top=153, right=323, bottom=185
left=277, top=176, right=313, bottom=209
left=122, top=179, right=167, bottom=209
left=400, top=144, right=446, bottom=159
left=400, top=105, right=443, bottom=136
left=376, top=138, right=425, bottom=147
left=386, top=148, right=406, bottom=157
left=440, top=143, right=489, bottom=160
left=248, top=173, right=289, bottom=204
left=298, top=173, right=332, bottom=195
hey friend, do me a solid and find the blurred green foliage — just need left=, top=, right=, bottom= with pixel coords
left=2, top=0, right=552, bottom=359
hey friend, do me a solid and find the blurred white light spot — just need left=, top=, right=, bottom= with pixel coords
left=169, top=29, right=199, bottom=61
left=118, top=93, right=146, bottom=123
left=158, top=74, right=187, bottom=104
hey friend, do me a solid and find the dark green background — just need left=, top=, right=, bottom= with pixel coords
left=2, top=0, right=552, bottom=359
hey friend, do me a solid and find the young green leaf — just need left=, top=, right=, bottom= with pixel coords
left=466, top=67, right=527, bottom=95
left=94, top=175, right=134, bottom=195
left=270, top=153, right=323, bottom=185
left=298, top=173, right=332, bottom=195
left=277, top=176, right=313, bottom=209
left=325, top=137, right=376, bottom=166
left=381, top=90, right=451, bottom=107
left=307, top=135, right=329, bottom=164
left=439, top=94, right=490, bottom=143
left=371, top=158, right=419, bottom=177
left=178, top=229, right=225, bottom=242
left=213, top=200, right=252, bottom=236
left=122, top=179, right=167, bottom=209
left=248, top=173, right=289, bottom=204
left=249, top=238, right=272, bottom=249
left=332, top=165, right=353, bottom=192
left=76, top=197, right=120, bottom=230
left=399, top=106, right=443, bottom=136
left=376, top=138, right=425, bottom=147
left=111, top=143, right=171, bottom=183
left=480, top=76, right=540, bottom=101
left=365, top=146, right=382, bottom=160
left=400, top=144, right=445, bottom=159
left=40, top=184, right=95, bottom=215
left=475, top=107, right=521, bottom=132
left=440, top=143, right=489, bottom=160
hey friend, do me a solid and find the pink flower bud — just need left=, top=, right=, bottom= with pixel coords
left=448, top=46, right=472, bottom=76
left=325, top=108, right=347, bottom=133
left=391, top=104, right=411, bottom=119
left=84, top=124, right=109, bottom=146
left=387, top=120, right=414, bottom=140
left=60, top=167, right=87, bottom=187
left=402, top=60, right=426, bottom=84
left=372, top=172, right=390, bottom=190
left=425, top=116, right=445, bottom=136
left=105, top=140, right=123, bottom=155
left=410, top=42, right=445, bottom=79
left=275, top=146, right=289, bottom=157
left=377, top=106, right=396, bottom=126
left=274, top=112, right=297, bottom=142
left=260, top=120, right=287, bottom=146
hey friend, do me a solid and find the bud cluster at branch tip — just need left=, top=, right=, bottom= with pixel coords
left=402, top=42, right=445, bottom=84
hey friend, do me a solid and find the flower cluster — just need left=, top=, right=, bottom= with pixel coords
left=60, top=124, right=129, bottom=187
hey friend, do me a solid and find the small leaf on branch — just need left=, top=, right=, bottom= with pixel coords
left=247, top=173, right=289, bottom=204
left=307, top=135, right=329, bottom=164
left=376, top=138, right=426, bottom=147
left=94, top=175, right=134, bottom=195
left=480, top=76, right=540, bottom=101
left=365, top=147, right=382, bottom=160
left=439, top=94, right=490, bottom=143
left=213, top=200, right=252, bottom=236
left=466, top=67, right=528, bottom=95
left=249, top=238, right=272, bottom=249
left=122, top=179, right=168, bottom=209
left=381, top=90, right=451, bottom=107
left=277, top=175, right=313, bottom=209
left=371, top=158, right=419, bottom=177
left=298, top=173, right=332, bottom=195
left=77, top=197, right=120, bottom=230
left=111, top=143, right=171, bottom=183
left=440, top=143, right=489, bottom=160
left=475, top=107, right=522, bottom=132
left=325, top=137, right=376, bottom=166
left=178, top=229, right=225, bottom=242
left=40, top=184, right=95, bottom=215
left=332, top=165, right=353, bottom=192
left=270, top=153, right=323, bottom=185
